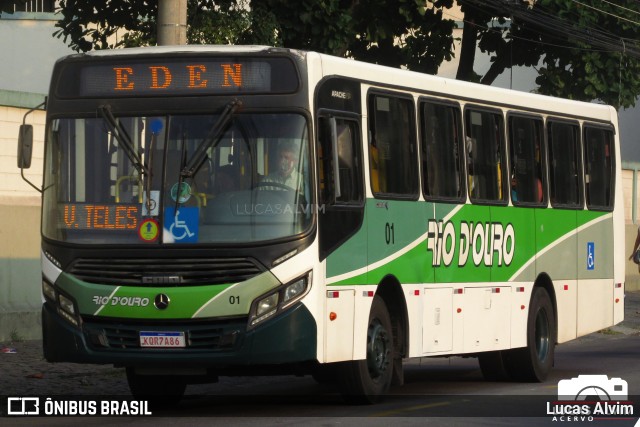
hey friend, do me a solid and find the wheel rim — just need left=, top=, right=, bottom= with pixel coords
left=535, top=308, right=550, bottom=363
left=367, top=319, right=390, bottom=381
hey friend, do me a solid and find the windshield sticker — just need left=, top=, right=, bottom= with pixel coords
left=142, top=190, right=160, bottom=216
left=138, top=218, right=159, bottom=242
left=163, top=207, right=199, bottom=243
left=170, top=182, right=192, bottom=204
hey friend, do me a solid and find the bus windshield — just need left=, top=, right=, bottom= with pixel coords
left=42, top=113, right=312, bottom=245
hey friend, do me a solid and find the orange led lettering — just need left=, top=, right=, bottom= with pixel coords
left=85, top=205, right=94, bottom=228
left=114, top=67, right=134, bottom=91
left=127, top=207, right=138, bottom=229
left=187, top=64, right=208, bottom=88
left=64, top=205, right=77, bottom=228
left=103, top=206, right=115, bottom=229
left=221, top=63, right=242, bottom=87
left=93, top=206, right=105, bottom=229
left=149, top=66, right=172, bottom=89
left=115, top=206, right=127, bottom=229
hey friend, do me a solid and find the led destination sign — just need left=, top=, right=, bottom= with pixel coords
left=61, top=204, right=138, bottom=230
left=64, top=57, right=299, bottom=97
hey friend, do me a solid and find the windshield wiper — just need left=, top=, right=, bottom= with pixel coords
left=180, top=99, right=242, bottom=179
left=99, top=105, right=149, bottom=177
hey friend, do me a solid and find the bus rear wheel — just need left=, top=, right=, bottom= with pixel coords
left=504, top=287, right=556, bottom=382
left=340, top=295, right=393, bottom=404
left=126, top=368, right=186, bottom=408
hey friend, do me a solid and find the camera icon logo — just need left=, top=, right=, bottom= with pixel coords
left=558, top=375, right=628, bottom=401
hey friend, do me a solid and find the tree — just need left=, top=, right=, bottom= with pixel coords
left=256, top=0, right=457, bottom=75
left=53, top=0, right=640, bottom=108
left=457, top=0, right=640, bottom=108
left=53, top=0, right=275, bottom=51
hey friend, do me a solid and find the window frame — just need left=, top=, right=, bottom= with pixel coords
left=366, top=89, right=420, bottom=201
left=463, top=105, right=508, bottom=206
left=506, top=112, right=547, bottom=208
left=546, top=118, right=584, bottom=210
left=582, top=123, right=616, bottom=212
left=418, top=96, right=466, bottom=204
left=316, top=110, right=365, bottom=209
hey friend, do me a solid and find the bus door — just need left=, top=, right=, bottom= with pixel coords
left=317, top=113, right=366, bottom=362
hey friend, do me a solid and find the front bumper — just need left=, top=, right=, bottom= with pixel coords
left=42, top=301, right=317, bottom=370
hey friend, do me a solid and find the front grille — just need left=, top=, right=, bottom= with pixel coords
left=67, top=257, right=263, bottom=286
left=85, top=323, right=241, bottom=350
left=103, top=326, right=138, bottom=348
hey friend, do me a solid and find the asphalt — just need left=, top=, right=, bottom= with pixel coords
left=1, top=291, right=639, bottom=398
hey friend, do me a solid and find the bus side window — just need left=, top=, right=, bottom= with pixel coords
left=548, top=121, right=582, bottom=208
left=368, top=94, right=418, bottom=198
left=317, top=116, right=362, bottom=205
left=508, top=115, right=544, bottom=205
left=584, top=126, right=614, bottom=210
left=465, top=109, right=506, bottom=203
left=421, top=101, right=464, bottom=201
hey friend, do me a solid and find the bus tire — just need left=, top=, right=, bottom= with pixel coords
left=340, top=295, right=393, bottom=404
left=126, top=368, right=186, bottom=408
left=504, top=287, right=556, bottom=382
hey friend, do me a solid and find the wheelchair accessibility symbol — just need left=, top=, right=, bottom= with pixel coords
left=164, top=207, right=199, bottom=243
left=587, top=242, right=595, bottom=271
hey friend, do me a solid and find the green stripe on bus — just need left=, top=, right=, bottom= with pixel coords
left=326, top=201, right=611, bottom=286
left=55, top=271, right=281, bottom=319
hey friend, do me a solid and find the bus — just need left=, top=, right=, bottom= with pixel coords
left=18, top=45, right=624, bottom=404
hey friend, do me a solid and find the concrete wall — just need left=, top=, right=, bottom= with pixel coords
left=0, top=103, right=46, bottom=341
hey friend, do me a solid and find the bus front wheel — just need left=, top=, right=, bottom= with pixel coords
left=340, top=295, right=393, bottom=404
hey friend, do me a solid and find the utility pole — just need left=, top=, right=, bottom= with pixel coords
left=157, top=0, right=187, bottom=45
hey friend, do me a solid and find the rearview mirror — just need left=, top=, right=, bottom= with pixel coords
left=17, top=124, right=33, bottom=169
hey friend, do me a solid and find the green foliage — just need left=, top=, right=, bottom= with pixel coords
left=458, top=0, right=640, bottom=109
left=55, top=0, right=157, bottom=51
left=52, top=0, right=640, bottom=108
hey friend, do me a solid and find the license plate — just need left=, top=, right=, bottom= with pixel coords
left=139, top=331, right=186, bottom=348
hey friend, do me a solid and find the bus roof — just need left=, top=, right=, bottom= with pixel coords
left=311, top=51, right=617, bottom=124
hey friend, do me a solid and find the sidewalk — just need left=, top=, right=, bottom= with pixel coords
left=1, top=292, right=639, bottom=397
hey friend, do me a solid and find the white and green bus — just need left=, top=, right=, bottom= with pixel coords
left=19, top=45, right=624, bottom=403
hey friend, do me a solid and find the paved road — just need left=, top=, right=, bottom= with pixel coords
left=1, top=291, right=639, bottom=423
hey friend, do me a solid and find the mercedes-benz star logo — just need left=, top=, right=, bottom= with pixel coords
left=154, top=293, right=170, bottom=310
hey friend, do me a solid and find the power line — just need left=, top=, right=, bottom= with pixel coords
left=571, top=0, right=640, bottom=26
left=459, top=0, right=640, bottom=58
left=597, top=0, right=640, bottom=17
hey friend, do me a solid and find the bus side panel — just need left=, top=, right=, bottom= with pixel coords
left=535, top=209, right=578, bottom=343
left=492, top=205, right=534, bottom=349
left=324, top=288, right=355, bottom=362
left=612, top=123, right=625, bottom=326
left=576, top=213, right=614, bottom=336
left=422, top=287, right=453, bottom=355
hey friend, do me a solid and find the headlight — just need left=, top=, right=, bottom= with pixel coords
left=42, top=277, right=81, bottom=328
left=42, top=280, right=56, bottom=301
left=58, top=294, right=76, bottom=315
left=248, top=271, right=312, bottom=328
left=256, top=293, right=279, bottom=318
left=283, top=277, right=307, bottom=306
